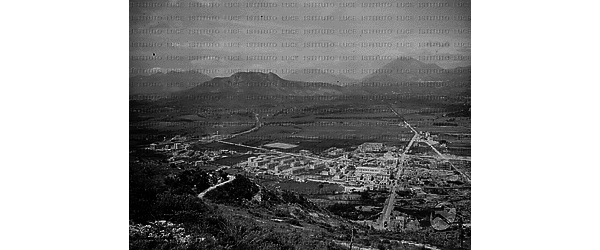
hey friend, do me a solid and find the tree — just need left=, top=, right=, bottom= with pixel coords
left=360, top=191, right=372, bottom=203
left=129, top=162, right=166, bottom=222
left=153, top=192, right=209, bottom=222
left=349, top=227, right=355, bottom=250
left=362, top=238, right=372, bottom=246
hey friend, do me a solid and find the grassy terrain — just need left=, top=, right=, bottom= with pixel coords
left=130, top=148, right=468, bottom=249
left=130, top=93, right=471, bottom=249
left=131, top=96, right=469, bottom=142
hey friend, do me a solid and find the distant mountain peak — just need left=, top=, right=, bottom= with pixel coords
left=283, top=69, right=357, bottom=86
left=231, top=71, right=279, bottom=76
left=382, top=56, right=442, bottom=70
left=357, top=56, right=451, bottom=83
left=129, top=69, right=213, bottom=98
left=166, top=69, right=210, bottom=75
left=267, top=72, right=282, bottom=80
left=229, top=71, right=283, bottom=83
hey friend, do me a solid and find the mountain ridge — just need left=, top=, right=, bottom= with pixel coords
left=283, top=68, right=358, bottom=86
left=129, top=70, right=213, bottom=97
left=131, top=57, right=470, bottom=103
left=360, top=57, right=460, bottom=83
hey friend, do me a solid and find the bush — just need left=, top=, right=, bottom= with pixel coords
left=130, top=162, right=166, bottom=222
left=204, top=175, right=259, bottom=205
left=361, top=238, right=372, bottom=246
left=164, top=169, right=221, bottom=195
left=153, top=192, right=209, bottom=223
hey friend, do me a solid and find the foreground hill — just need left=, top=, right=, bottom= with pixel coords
left=129, top=147, right=470, bottom=250
left=129, top=155, right=421, bottom=250
left=129, top=154, right=465, bottom=249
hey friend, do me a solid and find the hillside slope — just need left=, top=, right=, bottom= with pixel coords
left=129, top=70, right=213, bottom=99
left=284, top=69, right=358, bottom=86
left=129, top=153, right=466, bottom=250
left=129, top=158, right=371, bottom=249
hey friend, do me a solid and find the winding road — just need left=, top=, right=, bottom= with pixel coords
left=198, top=175, right=236, bottom=199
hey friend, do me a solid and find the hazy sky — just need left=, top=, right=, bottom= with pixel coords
left=130, top=0, right=470, bottom=77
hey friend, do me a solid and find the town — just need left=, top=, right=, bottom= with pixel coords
left=142, top=117, right=471, bottom=236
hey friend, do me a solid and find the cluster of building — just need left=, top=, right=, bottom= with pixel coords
left=142, top=134, right=470, bottom=238
left=399, top=167, right=460, bottom=186
left=146, top=135, right=248, bottom=167
left=418, top=131, right=442, bottom=146
left=149, top=143, right=185, bottom=151
left=238, top=142, right=410, bottom=192
left=324, top=147, right=345, bottom=156
left=243, top=140, right=464, bottom=194
left=246, top=154, right=328, bottom=175
left=357, top=142, right=384, bottom=152
left=355, top=213, right=422, bottom=232
left=147, top=136, right=463, bottom=194
left=148, top=135, right=190, bottom=151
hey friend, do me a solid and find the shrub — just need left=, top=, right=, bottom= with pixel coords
left=153, top=192, right=209, bottom=223
left=205, top=175, right=259, bottom=205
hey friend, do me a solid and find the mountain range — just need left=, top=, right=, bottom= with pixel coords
left=361, top=57, right=469, bottom=83
left=130, top=57, right=470, bottom=101
left=129, top=70, right=213, bottom=97
left=283, top=68, right=358, bottom=86
left=183, top=71, right=345, bottom=97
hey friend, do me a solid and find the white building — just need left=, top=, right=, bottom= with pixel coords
left=356, top=166, right=389, bottom=175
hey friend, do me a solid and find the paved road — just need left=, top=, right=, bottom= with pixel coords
left=407, top=154, right=471, bottom=162
left=377, top=106, right=420, bottom=229
left=378, top=106, right=471, bottom=229
left=199, top=113, right=261, bottom=142
left=198, top=175, right=236, bottom=199
left=423, top=140, right=471, bottom=183
left=378, top=133, right=418, bottom=229
left=305, top=178, right=346, bottom=185
left=391, top=106, right=471, bottom=183
left=422, top=185, right=471, bottom=189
